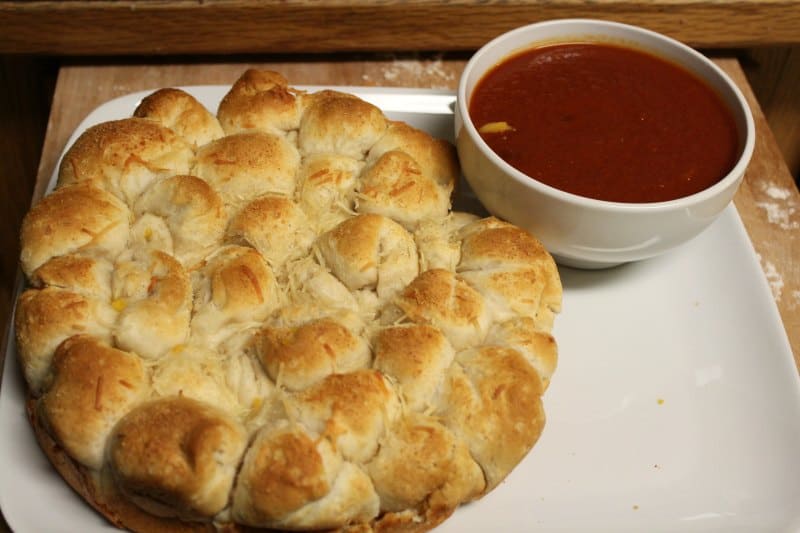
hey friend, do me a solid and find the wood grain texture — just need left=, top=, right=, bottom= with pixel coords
left=742, top=46, right=800, bottom=179
left=724, top=57, right=800, bottom=369
left=2, top=1, right=800, bottom=55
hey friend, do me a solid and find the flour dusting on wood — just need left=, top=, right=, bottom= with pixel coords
left=765, top=184, right=793, bottom=201
left=756, top=253, right=785, bottom=303
left=362, top=54, right=456, bottom=89
left=755, top=181, right=799, bottom=231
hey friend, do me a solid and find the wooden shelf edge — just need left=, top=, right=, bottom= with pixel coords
left=2, top=1, right=800, bottom=54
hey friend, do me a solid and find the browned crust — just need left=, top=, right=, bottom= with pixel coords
left=26, top=396, right=449, bottom=533
left=27, top=398, right=213, bottom=533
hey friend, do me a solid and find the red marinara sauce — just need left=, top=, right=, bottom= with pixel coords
left=469, top=42, right=740, bottom=203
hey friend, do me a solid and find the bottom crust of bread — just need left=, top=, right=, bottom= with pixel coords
left=26, top=398, right=455, bottom=533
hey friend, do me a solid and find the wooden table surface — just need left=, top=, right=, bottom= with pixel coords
left=0, top=52, right=798, bottom=532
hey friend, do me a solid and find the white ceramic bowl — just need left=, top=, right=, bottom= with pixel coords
left=455, top=19, right=755, bottom=269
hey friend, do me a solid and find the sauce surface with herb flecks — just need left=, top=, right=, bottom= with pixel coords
left=469, top=42, right=740, bottom=203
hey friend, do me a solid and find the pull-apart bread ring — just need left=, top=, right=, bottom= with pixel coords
left=15, top=69, right=562, bottom=532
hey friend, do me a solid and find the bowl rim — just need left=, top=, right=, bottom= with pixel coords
left=457, top=18, right=757, bottom=214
